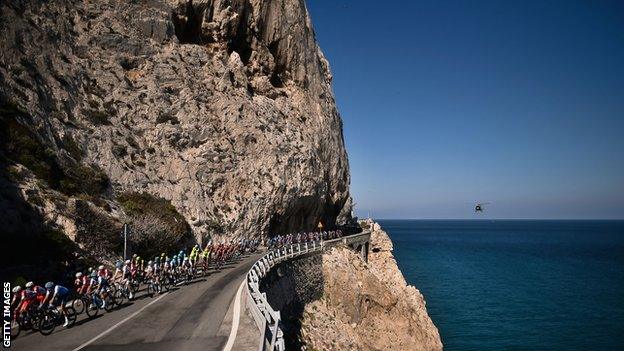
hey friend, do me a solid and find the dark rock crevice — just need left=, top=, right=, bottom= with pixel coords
left=226, top=1, right=253, bottom=65
left=172, top=1, right=210, bottom=45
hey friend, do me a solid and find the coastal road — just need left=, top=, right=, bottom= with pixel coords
left=10, top=253, right=263, bottom=351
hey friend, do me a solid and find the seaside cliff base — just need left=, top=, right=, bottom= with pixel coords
left=262, top=220, right=442, bottom=350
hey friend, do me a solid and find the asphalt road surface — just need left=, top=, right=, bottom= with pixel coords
left=11, top=253, right=263, bottom=351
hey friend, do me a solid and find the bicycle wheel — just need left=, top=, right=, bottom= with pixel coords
left=104, top=294, right=115, bottom=312
left=38, top=310, right=56, bottom=335
left=113, top=288, right=126, bottom=306
left=72, top=298, right=85, bottom=315
left=130, top=280, right=140, bottom=293
left=10, top=318, right=20, bottom=338
left=161, top=277, right=171, bottom=292
left=85, top=297, right=99, bottom=318
left=65, top=307, right=77, bottom=327
left=29, top=309, right=42, bottom=331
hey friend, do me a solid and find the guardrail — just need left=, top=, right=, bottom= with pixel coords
left=245, top=232, right=371, bottom=351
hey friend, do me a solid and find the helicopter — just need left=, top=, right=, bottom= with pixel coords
left=475, top=202, right=490, bottom=213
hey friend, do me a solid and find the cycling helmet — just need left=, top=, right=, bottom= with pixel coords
left=25, top=281, right=34, bottom=288
left=12, top=286, right=22, bottom=293
left=76, top=272, right=83, bottom=278
left=132, top=254, right=137, bottom=258
left=45, top=282, right=55, bottom=289
left=90, top=271, right=97, bottom=278
left=147, top=260, right=153, bottom=265
left=115, top=262, right=122, bottom=269
left=155, top=257, right=160, bottom=263
left=125, top=260, right=131, bottom=265
left=98, top=265, right=105, bottom=270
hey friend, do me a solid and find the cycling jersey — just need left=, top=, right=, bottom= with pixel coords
left=17, top=289, right=38, bottom=314
left=33, top=286, right=46, bottom=304
left=47, top=285, right=70, bottom=306
left=54, top=285, right=69, bottom=297
left=98, top=268, right=111, bottom=279
left=97, top=276, right=109, bottom=289
left=122, top=265, right=131, bottom=279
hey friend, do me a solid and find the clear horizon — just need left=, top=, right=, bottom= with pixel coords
left=307, top=0, right=624, bottom=220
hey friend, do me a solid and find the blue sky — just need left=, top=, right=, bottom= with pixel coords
left=306, top=0, right=624, bottom=219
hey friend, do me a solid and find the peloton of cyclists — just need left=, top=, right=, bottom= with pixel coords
left=11, top=228, right=344, bottom=337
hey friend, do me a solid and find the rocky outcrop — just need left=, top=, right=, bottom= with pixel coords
left=0, top=0, right=351, bottom=251
left=260, top=221, right=442, bottom=350
left=299, top=221, right=442, bottom=350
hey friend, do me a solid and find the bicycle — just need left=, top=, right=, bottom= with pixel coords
left=111, top=281, right=133, bottom=306
left=145, top=277, right=161, bottom=296
left=13, top=303, right=44, bottom=336
left=38, top=305, right=77, bottom=335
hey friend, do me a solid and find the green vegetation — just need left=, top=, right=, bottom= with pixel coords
left=73, top=199, right=122, bottom=256
left=59, top=163, right=109, bottom=197
left=118, top=192, right=191, bottom=258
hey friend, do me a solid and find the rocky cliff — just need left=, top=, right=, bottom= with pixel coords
left=0, top=0, right=351, bottom=267
left=301, top=221, right=442, bottom=350
left=262, top=221, right=442, bottom=350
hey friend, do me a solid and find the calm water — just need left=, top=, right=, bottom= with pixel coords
left=378, top=220, right=624, bottom=351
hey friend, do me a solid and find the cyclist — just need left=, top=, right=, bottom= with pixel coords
left=75, top=272, right=91, bottom=295
left=98, top=265, right=111, bottom=279
left=122, top=260, right=134, bottom=299
left=144, top=260, right=157, bottom=292
left=152, top=258, right=161, bottom=290
left=189, top=245, right=198, bottom=266
left=88, top=271, right=109, bottom=308
left=41, top=282, right=71, bottom=327
left=111, top=261, right=123, bottom=283
left=32, top=283, right=47, bottom=306
left=11, top=285, right=29, bottom=319
left=11, top=285, right=22, bottom=311
left=15, top=281, right=38, bottom=317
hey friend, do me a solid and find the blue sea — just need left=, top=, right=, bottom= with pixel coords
left=377, top=220, right=624, bottom=351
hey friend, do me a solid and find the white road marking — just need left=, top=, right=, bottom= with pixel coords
left=72, top=292, right=169, bottom=351
left=223, top=281, right=245, bottom=351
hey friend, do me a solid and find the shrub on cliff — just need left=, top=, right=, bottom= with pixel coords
left=73, top=199, right=123, bottom=256
left=118, top=192, right=191, bottom=257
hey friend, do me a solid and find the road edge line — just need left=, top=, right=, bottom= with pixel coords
left=223, top=280, right=245, bottom=351
left=72, top=292, right=169, bottom=351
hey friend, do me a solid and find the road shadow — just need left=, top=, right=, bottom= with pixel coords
left=73, top=313, right=103, bottom=327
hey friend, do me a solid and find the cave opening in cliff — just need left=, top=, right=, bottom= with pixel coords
left=268, top=41, right=285, bottom=87
left=172, top=2, right=210, bottom=45
left=227, top=6, right=253, bottom=65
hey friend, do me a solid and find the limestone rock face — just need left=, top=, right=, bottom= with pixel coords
left=0, top=0, right=351, bottom=243
left=300, top=221, right=443, bottom=350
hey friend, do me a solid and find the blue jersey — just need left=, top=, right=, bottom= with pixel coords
left=54, top=285, right=69, bottom=297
